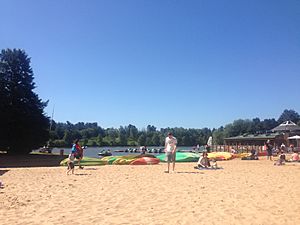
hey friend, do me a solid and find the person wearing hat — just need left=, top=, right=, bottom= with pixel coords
left=164, top=132, right=177, bottom=173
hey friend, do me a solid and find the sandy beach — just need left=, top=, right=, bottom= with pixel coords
left=1, top=158, right=300, bottom=225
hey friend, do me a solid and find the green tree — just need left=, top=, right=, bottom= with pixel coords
left=0, top=49, right=49, bottom=154
left=63, top=130, right=81, bottom=146
left=151, top=133, right=160, bottom=146
left=261, top=119, right=278, bottom=131
left=278, top=109, right=300, bottom=124
left=118, top=126, right=127, bottom=146
left=213, top=127, right=225, bottom=145
left=138, top=133, right=146, bottom=146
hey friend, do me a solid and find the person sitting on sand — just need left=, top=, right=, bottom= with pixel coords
left=250, top=149, right=258, bottom=160
left=241, top=149, right=258, bottom=160
left=230, top=147, right=237, bottom=154
left=196, top=152, right=211, bottom=168
left=289, top=151, right=299, bottom=162
left=67, top=151, right=75, bottom=175
left=274, top=150, right=286, bottom=166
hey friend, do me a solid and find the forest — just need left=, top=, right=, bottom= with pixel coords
left=49, top=109, right=300, bottom=147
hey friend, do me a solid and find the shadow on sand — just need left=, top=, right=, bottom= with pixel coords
left=175, top=171, right=204, bottom=174
left=0, top=169, right=9, bottom=176
left=74, top=173, right=91, bottom=176
left=83, top=168, right=98, bottom=171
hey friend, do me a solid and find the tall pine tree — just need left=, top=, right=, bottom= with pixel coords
left=0, top=49, right=49, bottom=154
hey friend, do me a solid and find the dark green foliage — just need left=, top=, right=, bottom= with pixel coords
left=48, top=122, right=213, bottom=147
left=277, top=109, right=300, bottom=124
left=48, top=109, right=299, bottom=147
left=0, top=49, right=49, bottom=154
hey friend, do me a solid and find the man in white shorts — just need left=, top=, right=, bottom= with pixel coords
left=165, top=132, right=177, bottom=173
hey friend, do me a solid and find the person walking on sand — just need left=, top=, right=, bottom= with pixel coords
left=72, top=139, right=84, bottom=169
left=164, top=132, right=177, bottom=173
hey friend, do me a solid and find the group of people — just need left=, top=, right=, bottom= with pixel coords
left=273, top=149, right=300, bottom=166
left=264, top=140, right=300, bottom=166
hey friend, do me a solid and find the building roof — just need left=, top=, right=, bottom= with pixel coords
left=272, top=121, right=300, bottom=132
left=224, top=133, right=281, bottom=141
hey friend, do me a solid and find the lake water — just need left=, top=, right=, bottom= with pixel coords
left=51, top=146, right=200, bottom=158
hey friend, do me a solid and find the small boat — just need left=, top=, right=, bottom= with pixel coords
left=39, top=146, right=52, bottom=153
left=98, top=150, right=112, bottom=157
left=158, top=148, right=164, bottom=153
left=114, top=149, right=125, bottom=152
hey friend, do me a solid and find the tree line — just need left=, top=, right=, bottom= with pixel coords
left=49, top=122, right=213, bottom=147
left=1, top=48, right=300, bottom=154
left=49, top=109, right=300, bottom=147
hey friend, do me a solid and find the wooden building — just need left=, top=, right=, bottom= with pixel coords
left=224, top=133, right=284, bottom=147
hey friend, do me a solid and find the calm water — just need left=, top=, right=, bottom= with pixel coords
left=51, top=146, right=200, bottom=158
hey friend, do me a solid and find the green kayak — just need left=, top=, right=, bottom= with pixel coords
left=156, top=152, right=200, bottom=162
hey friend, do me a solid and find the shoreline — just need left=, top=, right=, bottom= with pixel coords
left=0, top=153, right=66, bottom=168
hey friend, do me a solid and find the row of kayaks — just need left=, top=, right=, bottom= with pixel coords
left=61, top=152, right=257, bottom=166
left=115, top=148, right=165, bottom=154
left=98, top=148, right=165, bottom=156
left=60, top=154, right=160, bottom=166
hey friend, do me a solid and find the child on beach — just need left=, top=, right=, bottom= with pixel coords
left=274, top=150, right=286, bottom=166
left=67, top=152, right=75, bottom=175
left=196, top=152, right=211, bottom=168
left=210, top=159, right=218, bottom=169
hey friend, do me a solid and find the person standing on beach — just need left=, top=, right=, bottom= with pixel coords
left=164, top=132, right=177, bottom=173
left=72, top=139, right=84, bottom=169
left=266, top=140, right=273, bottom=161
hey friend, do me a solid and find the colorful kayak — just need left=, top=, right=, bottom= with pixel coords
left=99, top=154, right=159, bottom=165
left=207, top=152, right=233, bottom=160
left=130, top=157, right=160, bottom=165
left=232, top=153, right=251, bottom=159
left=156, top=152, right=199, bottom=162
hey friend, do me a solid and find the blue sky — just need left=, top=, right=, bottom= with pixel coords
left=1, top=0, right=299, bottom=129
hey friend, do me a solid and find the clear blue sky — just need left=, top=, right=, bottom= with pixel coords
left=1, top=0, right=299, bottom=129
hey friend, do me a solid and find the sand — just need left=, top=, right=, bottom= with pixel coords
left=1, top=158, right=300, bottom=225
